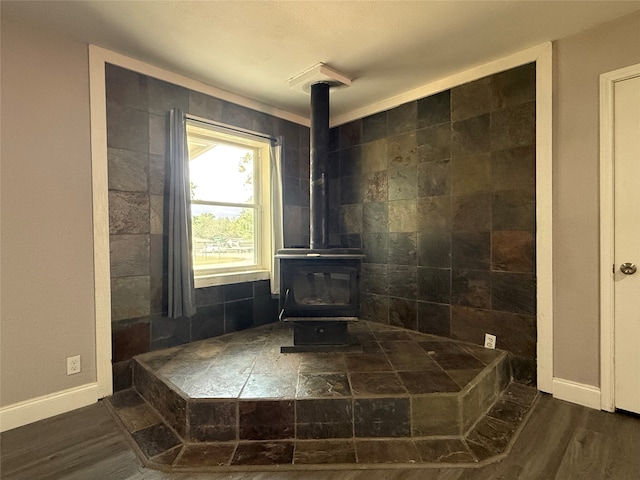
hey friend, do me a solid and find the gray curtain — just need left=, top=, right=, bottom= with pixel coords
left=168, top=108, right=197, bottom=318
left=270, top=137, right=284, bottom=295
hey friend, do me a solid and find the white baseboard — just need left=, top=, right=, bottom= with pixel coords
left=0, top=383, right=100, bottom=432
left=552, top=377, right=601, bottom=410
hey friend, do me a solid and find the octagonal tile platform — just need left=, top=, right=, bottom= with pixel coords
left=107, top=321, right=538, bottom=471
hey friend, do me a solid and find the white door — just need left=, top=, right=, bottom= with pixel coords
left=613, top=73, right=640, bottom=414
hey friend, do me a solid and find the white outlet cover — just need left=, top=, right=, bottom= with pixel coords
left=484, top=334, right=497, bottom=349
left=67, top=355, right=81, bottom=375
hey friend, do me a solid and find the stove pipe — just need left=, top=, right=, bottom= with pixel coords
left=309, top=82, right=330, bottom=249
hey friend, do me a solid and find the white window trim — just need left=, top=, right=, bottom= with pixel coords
left=195, top=269, right=270, bottom=288
left=186, top=116, right=275, bottom=288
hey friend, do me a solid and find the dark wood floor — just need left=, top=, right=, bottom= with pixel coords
left=2, top=393, right=639, bottom=479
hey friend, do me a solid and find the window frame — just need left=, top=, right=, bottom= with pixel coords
left=185, top=116, right=274, bottom=288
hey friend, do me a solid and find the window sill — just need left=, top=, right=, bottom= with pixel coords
left=194, top=269, right=270, bottom=288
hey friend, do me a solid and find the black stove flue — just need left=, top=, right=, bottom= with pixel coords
left=309, top=82, right=330, bottom=249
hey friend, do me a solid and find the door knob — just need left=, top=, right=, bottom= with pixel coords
left=620, top=263, right=637, bottom=275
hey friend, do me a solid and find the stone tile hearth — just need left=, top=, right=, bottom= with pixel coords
left=107, top=321, right=537, bottom=471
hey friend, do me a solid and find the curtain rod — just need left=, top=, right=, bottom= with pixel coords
left=185, top=113, right=279, bottom=145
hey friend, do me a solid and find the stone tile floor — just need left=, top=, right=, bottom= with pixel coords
left=107, top=321, right=538, bottom=472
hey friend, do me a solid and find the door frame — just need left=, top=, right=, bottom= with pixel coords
left=599, top=62, right=640, bottom=412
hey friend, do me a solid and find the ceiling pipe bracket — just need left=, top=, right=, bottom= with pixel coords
left=288, top=62, right=352, bottom=95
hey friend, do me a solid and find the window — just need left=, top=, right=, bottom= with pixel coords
left=186, top=119, right=273, bottom=287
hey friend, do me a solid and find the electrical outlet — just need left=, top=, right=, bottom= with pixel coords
left=67, top=355, right=81, bottom=375
left=484, top=334, right=496, bottom=349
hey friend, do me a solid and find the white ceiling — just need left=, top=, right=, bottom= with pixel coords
left=4, top=1, right=640, bottom=123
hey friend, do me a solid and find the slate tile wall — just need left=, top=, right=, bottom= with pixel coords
left=106, top=64, right=310, bottom=389
left=331, top=64, right=537, bottom=384
left=107, top=62, right=537, bottom=390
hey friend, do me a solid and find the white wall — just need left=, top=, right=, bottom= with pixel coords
left=553, top=11, right=640, bottom=387
left=1, top=17, right=96, bottom=408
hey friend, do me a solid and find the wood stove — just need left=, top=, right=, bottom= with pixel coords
left=278, top=73, right=364, bottom=352
left=276, top=248, right=364, bottom=352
